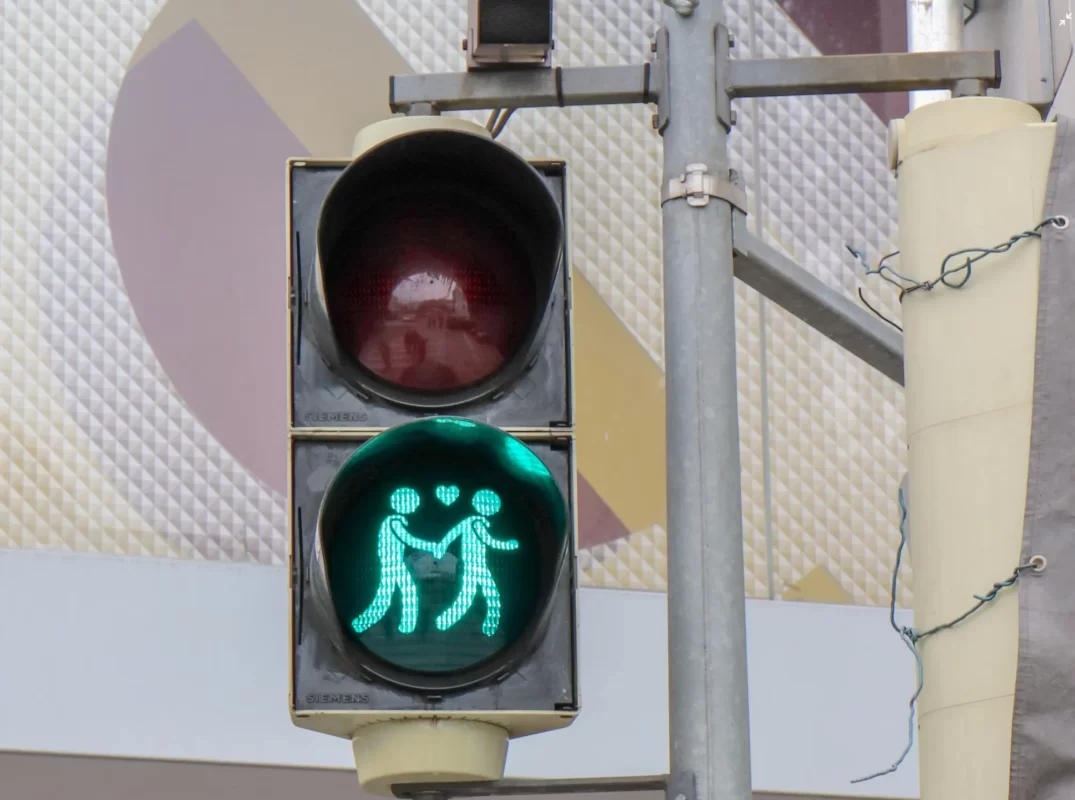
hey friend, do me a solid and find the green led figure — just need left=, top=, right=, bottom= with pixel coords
left=352, top=487, right=439, bottom=635
left=434, top=489, right=520, bottom=636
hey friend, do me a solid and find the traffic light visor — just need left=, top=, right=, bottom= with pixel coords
left=315, top=129, right=564, bottom=406
left=315, top=417, right=570, bottom=691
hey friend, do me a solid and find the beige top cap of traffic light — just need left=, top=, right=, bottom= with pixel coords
left=352, top=115, right=492, bottom=159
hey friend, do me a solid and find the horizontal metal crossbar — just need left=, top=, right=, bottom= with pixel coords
left=727, top=49, right=1000, bottom=99
left=730, top=211, right=905, bottom=386
left=389, top=50, right=1000, bottom=113
left=389, top=65, right=655, bottom=113
left=393, top=775, right=669, bottom=799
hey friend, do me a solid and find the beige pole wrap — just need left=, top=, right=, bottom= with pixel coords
left=891, top=97, right=1055, bottom=800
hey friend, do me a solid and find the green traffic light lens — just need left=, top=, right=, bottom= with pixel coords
left=318, top=417, right=569, bottom=685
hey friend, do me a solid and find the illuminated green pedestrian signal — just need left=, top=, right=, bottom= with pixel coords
left=430, top=488, right=520, bottom=636
left=317, top=417, right=569, bottom=686
left=350, top=487, right=430, bottom=636
left=350, top=486, right=520, bottom=637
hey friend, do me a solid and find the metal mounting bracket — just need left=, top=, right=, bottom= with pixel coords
left=406, top=102, right=440, bottom=116
left=662, top=163, right=747, bottom=211
left=653, top=26, right=671, bottom=133
left=664, top=771, right=696, bottom=800
left=393, top=775, right=669, bottom=800
left=729, top=209, right=904, bottom=385
left=715, top=23, right=733, bottom=129
left=389, top=50, right=999, bottom=114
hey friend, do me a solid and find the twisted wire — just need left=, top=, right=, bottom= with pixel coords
left=848, top=216, right=1068, bottom=327
left=852, top=488, right=1040, bottom=784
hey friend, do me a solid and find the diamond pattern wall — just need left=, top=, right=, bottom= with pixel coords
left=1, top=0, right=287, bottom=564
left=0, top=0, right=910, bottom=606
left=751, top=0, right=910, bottom=605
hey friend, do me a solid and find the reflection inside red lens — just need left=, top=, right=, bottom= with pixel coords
left=326, top=202, right=536, bottom=393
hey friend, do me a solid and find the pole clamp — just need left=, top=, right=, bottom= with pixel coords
left=662, top=163, right=747, bottom=211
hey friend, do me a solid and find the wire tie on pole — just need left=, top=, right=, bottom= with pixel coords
left=847, top=215, right=1070, bottom=326
left=852, top=492, right=1047, bottom=784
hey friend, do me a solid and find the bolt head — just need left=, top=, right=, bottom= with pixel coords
left=652, top=113, right=660, bottom=129
left=462, top=38, right=468, bottom=51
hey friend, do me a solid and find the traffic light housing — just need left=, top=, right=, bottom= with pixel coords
left=287, top=117, right=578, bottom=794
left=464, top=0, right=555, bottom=69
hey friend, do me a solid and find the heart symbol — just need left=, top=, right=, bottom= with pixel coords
left=435, top=485, right=460, bottom=506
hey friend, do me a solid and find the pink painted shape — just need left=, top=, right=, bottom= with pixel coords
left=107, top=21, right=309, bottom=494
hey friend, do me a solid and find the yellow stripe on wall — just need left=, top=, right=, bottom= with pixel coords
left=572, top=269, right=667, bottom=535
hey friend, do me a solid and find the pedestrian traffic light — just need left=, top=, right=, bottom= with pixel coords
left=287, top=116, right=577, bottom=796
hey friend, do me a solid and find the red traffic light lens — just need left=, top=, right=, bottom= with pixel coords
left=315, top=128, right=565, bottom=406
left=325, top=198, right=537, bottom=394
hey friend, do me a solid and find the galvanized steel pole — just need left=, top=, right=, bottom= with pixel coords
left=907, top=0, right=966, bottom=107
left=660, top=1, right=753, bottom=799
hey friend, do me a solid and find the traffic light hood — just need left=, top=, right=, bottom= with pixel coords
left=309, top=118, right=566, bottom=409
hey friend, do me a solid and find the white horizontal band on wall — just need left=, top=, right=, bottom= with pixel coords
left=0, top=549, right=917, bottom=798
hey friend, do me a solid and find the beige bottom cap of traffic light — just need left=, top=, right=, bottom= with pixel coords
left=351, top=718, right=509, bottom=797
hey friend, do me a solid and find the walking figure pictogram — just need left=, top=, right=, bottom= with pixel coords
left=433, top=489, right=519, bottom=636
left=352, top=487, right=440, bottom=635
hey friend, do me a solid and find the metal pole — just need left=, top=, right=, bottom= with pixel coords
left=907, top=0, right=965, bottom=108
left=660, top=1, right=752, bottom=799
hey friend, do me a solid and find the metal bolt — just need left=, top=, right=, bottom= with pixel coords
left=462, top=38, right=468, bottom=51
left=652, top=113, right=660, bottom=129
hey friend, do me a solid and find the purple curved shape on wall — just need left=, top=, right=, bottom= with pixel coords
left=776, top=0, right=909, bottom=123
left=106, top=21, right=307, bottom=494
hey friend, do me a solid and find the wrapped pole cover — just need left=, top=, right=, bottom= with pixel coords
left=892, top=97, right=1065, bottom=800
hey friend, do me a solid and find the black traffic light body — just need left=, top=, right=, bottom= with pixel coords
left=290, top=434, right=575, bottom=720
left=286, top=122, right=578, bottom=752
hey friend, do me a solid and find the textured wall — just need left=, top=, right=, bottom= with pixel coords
left=0, top=0, right=910, bottom=606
